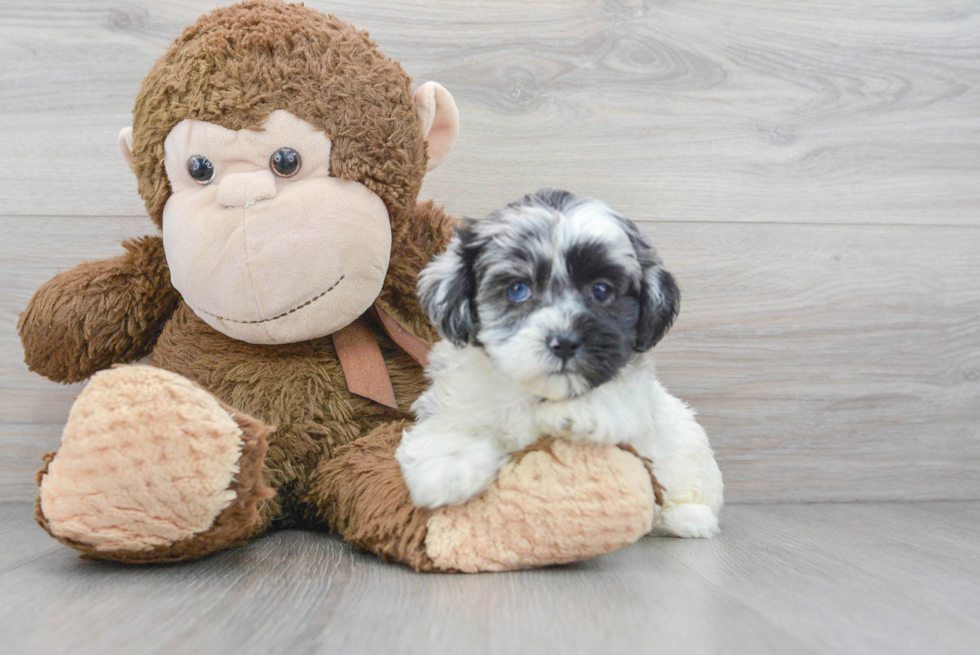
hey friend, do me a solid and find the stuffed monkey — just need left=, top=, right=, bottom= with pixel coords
left=19, top=0, right=658, bottom=572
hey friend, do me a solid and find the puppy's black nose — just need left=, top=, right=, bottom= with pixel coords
left=547, top=333, right=581, bottom=362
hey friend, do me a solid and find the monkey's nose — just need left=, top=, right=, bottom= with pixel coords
left=216, top=170, right=277, bottom=208
left=547, top=333, right=582, bottom=363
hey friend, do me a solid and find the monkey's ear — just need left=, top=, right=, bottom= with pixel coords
left=118, top=127, right=135, bottom=168
left=413, top=81, right=459, bottom=171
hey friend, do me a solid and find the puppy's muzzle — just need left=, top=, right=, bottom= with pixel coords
left=547, top=332, right=581, bottom=363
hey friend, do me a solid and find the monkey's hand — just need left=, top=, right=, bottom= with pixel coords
left=18, top=235, right=180, bottom=383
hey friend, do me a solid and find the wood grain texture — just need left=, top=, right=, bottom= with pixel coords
left=3, top=215, right=978, bottom=502
left=1, top=500, right=978, bottom=655
left=1, top=0, right=979, bottom=503
left=0, top=0, right=978, bottom=224
left=653, top=221, right=980, bottom=502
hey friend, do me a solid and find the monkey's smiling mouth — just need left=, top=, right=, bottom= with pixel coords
left=195, top=274, right=346, bottom=325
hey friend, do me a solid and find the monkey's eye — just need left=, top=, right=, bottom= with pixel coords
left=590, top=282, right=615, bottom=305
left=187, top=155, right=215, bottom=184
left=507, top=282, right=532, bottom=303
left=270, top=147, right=302, bottom=178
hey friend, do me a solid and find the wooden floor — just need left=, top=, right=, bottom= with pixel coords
left=2, top=500, right=978, bottom=655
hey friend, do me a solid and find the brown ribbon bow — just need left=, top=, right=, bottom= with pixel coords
left=332, top=304, right=431, bottom=409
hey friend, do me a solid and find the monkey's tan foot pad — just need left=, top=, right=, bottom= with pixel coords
left=319, top=427, right=655, bottom=573
left=36, top=365, right=273, bottom=563
left=425, top=439, right=657, bottom=572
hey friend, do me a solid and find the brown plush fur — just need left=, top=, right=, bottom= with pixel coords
left=21, top=1, right=454, bottom=563
left=131, top=1, right=428, bottom=231
left=316, top=420, right=438, bottom=572
left=148, top=299, right=432, bottom=528
left=127, top=0, right=455, bottom=340
left=376, top=200, right=453, bottom=343
left=18, top=236, right=179, bottom=384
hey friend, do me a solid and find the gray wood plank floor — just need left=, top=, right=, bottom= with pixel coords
left=2, top=501, right=978, bottom=655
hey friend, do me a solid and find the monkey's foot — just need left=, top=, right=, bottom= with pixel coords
left=36, top=365, right=274, bottom=563
left=318, top=427, right=657, bottom=572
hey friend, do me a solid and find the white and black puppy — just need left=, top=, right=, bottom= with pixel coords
left=396, top=190, right=723, bottom=538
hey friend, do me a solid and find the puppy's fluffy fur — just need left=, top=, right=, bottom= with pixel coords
left=397, top=190, right=723, bottom=538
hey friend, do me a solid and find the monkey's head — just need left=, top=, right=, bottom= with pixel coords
left=118, top=0, right=458, bottom=344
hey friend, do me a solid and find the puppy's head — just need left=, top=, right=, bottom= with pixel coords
left=418, top=189, right=679, bottom=400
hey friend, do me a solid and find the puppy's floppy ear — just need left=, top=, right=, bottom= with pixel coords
left=417, top=220, right=479, bottom=346
left=623, top=226, right=680, bottom=351
left=636, top=264, right=680, bottom=351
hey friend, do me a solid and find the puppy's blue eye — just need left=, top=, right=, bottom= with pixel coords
left=507, top=282, right=532, bottom=303
left=591, top=282, right=614, bottom=304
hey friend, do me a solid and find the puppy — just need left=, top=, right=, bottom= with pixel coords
left=396, top=190, right=723, bottom=538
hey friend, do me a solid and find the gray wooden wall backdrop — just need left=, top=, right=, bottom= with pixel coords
left=1, top=0, right=978, bottom=503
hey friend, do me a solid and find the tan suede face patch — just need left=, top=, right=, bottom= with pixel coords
left=425, top=441, right=656, bottom=572
left=38, top=366, right=246, bottom=552
left=162, top=110, right=392, bottom=344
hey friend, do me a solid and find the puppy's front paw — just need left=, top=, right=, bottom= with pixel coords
left=534, top=400, right=596, bottom=440
left=397, top=439, right=505, bottom=510
left=661, top=504, right=720, bottom=538
left=404, top=455, right=500, bottom=509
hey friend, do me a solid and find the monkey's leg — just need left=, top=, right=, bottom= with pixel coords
left=35, top=365, right=275, bottom=563
left=313, top=424, right=658, bottom=572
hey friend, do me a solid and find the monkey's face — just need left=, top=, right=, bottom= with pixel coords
left=160, top=110, right=392, bottom=344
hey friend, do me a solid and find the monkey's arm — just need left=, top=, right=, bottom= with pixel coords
left=376, top=200, right=457, bottom=343
left=18, top=235, right=180, bottom=383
